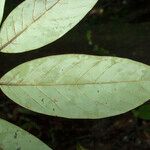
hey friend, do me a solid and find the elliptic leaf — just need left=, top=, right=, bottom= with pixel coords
left=0, top=118, right=52, bottom=150
left=0, top=55, right=150, bottom=119
left=0, top=0, right=5, bottom=24
left=0, top=0, right=98, bottom=53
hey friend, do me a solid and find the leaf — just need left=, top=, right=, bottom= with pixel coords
left=0, top=118, right=52, bottom=150
left=132, top=104, right=150, bottom=120
left=0, top=0, right=98, bottom=53
left=76, top=144, right=88, bottom=150
left=0, top=0, right=5, bottom=24
left=0, top=54, right=150, bottom=119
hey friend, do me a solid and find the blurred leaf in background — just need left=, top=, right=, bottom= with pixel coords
left=76, top=143, right=88, bottom=150
left=133, top=104, right=150, bottom=120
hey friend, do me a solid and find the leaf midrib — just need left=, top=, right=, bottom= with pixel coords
left=0, top=0, right=61, bottom=51
left=0, top=80, right=148, bottom=87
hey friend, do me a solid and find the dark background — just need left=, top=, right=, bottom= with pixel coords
left=0, top=0, right=150, bottom=149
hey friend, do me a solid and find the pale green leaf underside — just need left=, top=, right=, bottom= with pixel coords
left=0, top=0, right=98, bottom=53
left=0, top=119, right=52, bottom=150
left=0, top=55, right=150, bottom=118
left=0, top=0, right=5, bottom=24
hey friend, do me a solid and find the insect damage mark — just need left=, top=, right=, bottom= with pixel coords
left=0, top=146, right=3, bottom=150
left=41, top=98, right=44, bottom=102
left=14, top=130, right=19, bottom=139
left=16, top=147, right=21, bottom=150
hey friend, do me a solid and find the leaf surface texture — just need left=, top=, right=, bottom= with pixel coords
left=0, top=0, right=98, bottom=53
left=0, top=0, right=5, bottom=24
left=0, top=119, right=52, bottom=150
left=0, top=55, right=150, bottom=118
